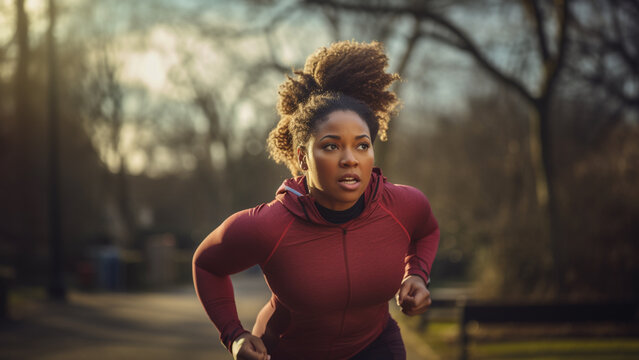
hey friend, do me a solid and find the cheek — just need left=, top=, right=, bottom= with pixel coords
left=311, top=152, right=336, bottom=183
left=317, top=155, right=336, bottom=177
left=360, top=150, right=375, bottom=167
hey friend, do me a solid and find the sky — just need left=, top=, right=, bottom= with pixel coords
left=1, top=0, right=537, bottom=176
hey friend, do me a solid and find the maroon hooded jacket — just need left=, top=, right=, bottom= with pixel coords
left=192, top=168, right=439, bottom=359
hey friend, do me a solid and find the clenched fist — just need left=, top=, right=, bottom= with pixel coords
left=396, top=275, right=431, bottom=316
left=232, top=333, right=271, bottom=360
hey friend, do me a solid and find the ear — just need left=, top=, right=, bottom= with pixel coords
left=297, top=146, right=308, bottom=171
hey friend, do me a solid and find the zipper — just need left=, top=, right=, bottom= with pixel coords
left=341, top=228, right=352, bottom=310
left=329, top=228, right=351, bottom=358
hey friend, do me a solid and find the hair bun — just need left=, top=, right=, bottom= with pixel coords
left=277, top=72, right=319, bottom=116
left=302, top=40, right=399, bottom=116
left=277, top=41, right=399, bottom=119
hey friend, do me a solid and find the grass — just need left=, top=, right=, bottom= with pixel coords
left=394, top=313, right=639, bottom=360
left=472, top=338, right=639, bottom=359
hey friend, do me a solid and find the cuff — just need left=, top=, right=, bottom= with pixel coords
left=223, top=328, right=251, bottom=352
left=404, top=270, right=430, bottom=289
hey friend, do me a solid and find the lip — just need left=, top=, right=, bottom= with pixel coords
left=337, top=173, right=361, bottom=191
left=338, top=173, right=361, bottom=182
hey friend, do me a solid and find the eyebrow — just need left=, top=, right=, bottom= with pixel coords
left=319, top=134, right=371, bottom=141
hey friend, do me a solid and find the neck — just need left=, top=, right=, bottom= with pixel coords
left=315, top=193, right=365, bottom=224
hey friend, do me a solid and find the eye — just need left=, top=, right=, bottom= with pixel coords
left=357, top=143, right=370, bottom=150
left=323, top=143, right=338, bottom=151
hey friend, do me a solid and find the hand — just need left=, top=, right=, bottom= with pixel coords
left=232, top=333, right=271, bottom=360
left=396, top=275, right=431, bottom=316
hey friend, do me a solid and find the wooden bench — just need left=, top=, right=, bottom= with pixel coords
left=418, top=297, right=460, bottom=330
left=458, top=302, right=639, bottom=360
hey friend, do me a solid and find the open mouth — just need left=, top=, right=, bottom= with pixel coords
left=338, top=174, right=361, bottom=185
left=339, top=177, right=358, bottom=184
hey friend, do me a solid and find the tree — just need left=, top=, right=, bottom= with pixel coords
left=299, top=0, right=570, bottom=294
left=82, top=49, right=138, bottom=247
left=567, top=0, right=639, bottom=143
left=13, top=0, right=38, bottom=283
left=46, top=0, right=66, bottom=300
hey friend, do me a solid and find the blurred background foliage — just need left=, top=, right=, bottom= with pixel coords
left=0, top=0, right=637, bottom=301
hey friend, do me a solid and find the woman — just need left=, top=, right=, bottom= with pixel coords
left=193, top=41, right=439, bottom=360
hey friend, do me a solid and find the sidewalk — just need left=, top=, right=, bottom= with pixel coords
left=1, top=275, right=433, bottom=359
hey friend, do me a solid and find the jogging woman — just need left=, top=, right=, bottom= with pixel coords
left=193, top=40, right=439, bottom=360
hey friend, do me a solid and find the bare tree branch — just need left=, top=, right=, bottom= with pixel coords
left=0, top=32, right=16, bottom=63
left=304, top=0, right=537, bottom=105
left=567, top=0, right=638, bottom=111
left=394, top=16, right=422, bottom=80
left=539, top=0, right=568, bottom=100
left=608, top=3, right=639, bottom=71
left=195, top=2, right=300, bottom=39
left=264, top=32, right=298, bottom=73
left=523, top=0, right=550, bottom=63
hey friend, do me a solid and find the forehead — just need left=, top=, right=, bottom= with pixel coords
left=313, top=110, right=371, bottom=136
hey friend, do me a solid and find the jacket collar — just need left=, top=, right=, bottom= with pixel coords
left=276, top=167, right=386, bottom=225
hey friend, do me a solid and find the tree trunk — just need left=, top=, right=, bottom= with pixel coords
left=14, top=0, right=34, bottom=283
left=46, top=0, right=66, bottom=300
left=117, top=157, right=137, bottom=248
left=529, top=97, right=563, bottom=296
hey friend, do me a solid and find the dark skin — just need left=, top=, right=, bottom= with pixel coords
left=232, top=110, right=431, bottom=360
left=300, top=110, right=374, bottom=211
left=396, top=275, right=431, bottom=316
left=232, top=334, right=270, bottom=360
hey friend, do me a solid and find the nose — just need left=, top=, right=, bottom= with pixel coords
left=340, top=148, right=358, bottom=167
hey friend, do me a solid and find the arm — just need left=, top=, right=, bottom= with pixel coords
left=403, top=191, right=439, bottom=285
left=192, top=210, right=272, bottom=351
left=397, top=189, right=440, bottom=315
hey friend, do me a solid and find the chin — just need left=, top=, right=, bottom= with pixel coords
left=338, top=190, right=364, bottom=203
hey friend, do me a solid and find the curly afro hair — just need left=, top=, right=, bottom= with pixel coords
left=266, top=40, right=400, bottom=175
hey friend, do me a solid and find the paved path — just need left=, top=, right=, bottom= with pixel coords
left=1, top=274, right=433, bottom=359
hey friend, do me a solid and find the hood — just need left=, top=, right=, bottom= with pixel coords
left=275, top=167, right=386, bottom=225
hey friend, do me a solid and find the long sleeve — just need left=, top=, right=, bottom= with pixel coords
left=386, top=185, right=439, bottom=283
left=404, top=193, right=439, bottom=283
left=192, top=208, right=276, bottom=351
